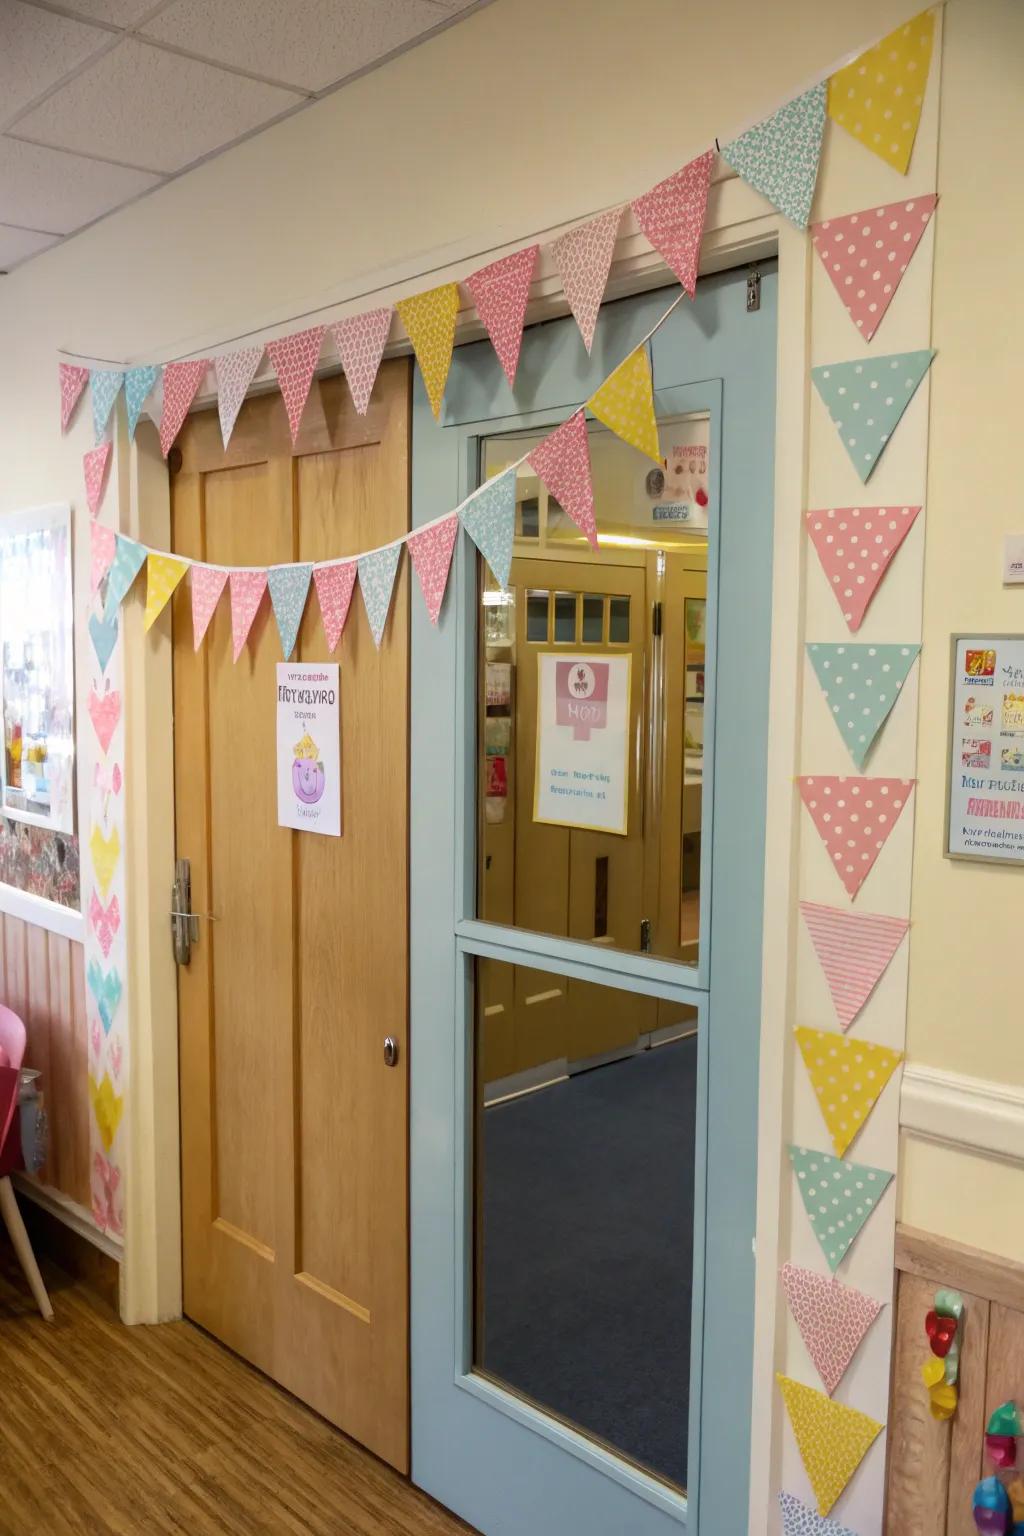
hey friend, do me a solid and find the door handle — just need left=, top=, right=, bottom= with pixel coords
left=383, top=1036, right=399, bottom=1068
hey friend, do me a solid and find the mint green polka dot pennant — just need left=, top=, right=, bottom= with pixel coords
left=104, top=534, right=147, bottom=620
left=267, top=564, right=312, bottom=660
left=807, top=643, right=920, bottom=769
left=811, top=350, right=935, bottom=483
left=787, top=1145, right=893, bottom=1273
left=460, top=469, right=516, bottom=589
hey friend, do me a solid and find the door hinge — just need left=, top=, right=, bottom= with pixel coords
left=640, top=917, right=652, bottom=953
left=171, top=857, right=216, bottom=966
left=651, top=601, right=663, bottom=637
left=746, top=266, right=761, bottom=313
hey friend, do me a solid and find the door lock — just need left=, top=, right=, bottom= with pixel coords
left=383, top=1036, right=399, bottom=1068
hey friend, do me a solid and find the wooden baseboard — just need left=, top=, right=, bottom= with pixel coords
left=16, top=1194, right=120, bottom=1313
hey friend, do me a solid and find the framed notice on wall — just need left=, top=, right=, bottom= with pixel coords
left=946, top=634, right=1024, bottom=865
left=534, top=652, right=630, bottom=835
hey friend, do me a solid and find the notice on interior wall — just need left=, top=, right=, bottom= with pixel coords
left=276, top=663, right=341, bottom=837
left=947, top=636, right=1024, bottom=864
left=534, top=653, right=630, bottom=835
left=639, top=414, right=710, bottom=529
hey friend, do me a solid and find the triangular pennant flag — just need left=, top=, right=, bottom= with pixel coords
left=527, top=411, right=597, bottom=549
left=267, top=563, right=313, bottom=659
left=828, top=10, right=935, bottom=174
left=807, top=642, right=920, bottom=769
left=721, top=83, right=826, bottom=229
left=59, top=362, right=89, bottom=432
left=89, top=611, right=118, bottom=675
left=330, top=308, right=392, bottom=416
left=778, top=1375, right=883, bottom=1517
left=788, top=1145, right=894, bottom=1273
left=407, top=515, right=459, bottom=626
left=357, top=544, right=402, bottom=649
left=465, top=245, right=538, bottom=387
left=312, top=561, right=357, bottom=653
left=779, top=1490, right=859, bottom=1536
left=780, top=1264, right=884, bottom=1398
left=461, top=469, right=516, bottom=588
left=214, top=346, right=263, bottom=449
left=229, top=570, right=268, bottom=662
left=811, top=350, right=934, bottom=483
left=396, top=283, right=460, bottom=420
left=811, top=197, right=938, bottom=341
left=266, top=326, right=324, bottom=444
left=124, top=365, right=160, bottom=440
left=83, top=442, right=112, bottom=517
left=587, top=346, right=660, bottom=463
left=90, top=369, right=124, bottom=443
left=160, top=360, right=208, bottom=457
left=794, top=1026, right=903, bottom=1159
left=191, top=566, right=228, bottom=650
left=806, top=505, right=921, bottom=632
left=799, top=901, right=910, bottom=1031
left=143, top=553, right=189, bottom=632
left=550, top=208, right=623, bottom=354
left=630, top=150, right=714, bottom=297
left=797, top=776, right=914, bottom=900
left=90, top=518, right=116, bottom=595
left=104, top=535, right=147, bottom=620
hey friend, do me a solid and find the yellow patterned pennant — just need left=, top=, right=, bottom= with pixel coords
left=89, top=824, right=120, bottom=901
left=144, top=553, right=190, bottom=631
left=586, top=346, right=661, bottom=463
left=88, top=1072, right=124, bottom=1154
left=827, top=9, right=935, bottom=174
left=794, top=1026, right=903, bottom=1158
left=396, top=282, right=460, bottom=420
left=777, top=1374, right=883, bottom=1516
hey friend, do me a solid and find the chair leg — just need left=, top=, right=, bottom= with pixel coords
left=0, top=1177, right=53, bottom=1320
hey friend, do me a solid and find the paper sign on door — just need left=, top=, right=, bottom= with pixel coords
left=534, top=652, right=630, bottom=834
left=276, top=663, right=341, bottom=837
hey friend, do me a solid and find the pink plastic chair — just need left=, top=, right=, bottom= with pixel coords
left=0, top=1005, right=53, bottom=1320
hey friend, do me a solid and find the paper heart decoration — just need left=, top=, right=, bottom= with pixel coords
left=88, top=1072, right=124, bottom=1154
left=89, top=891, right=121, bottom=960
left=94, top=762, right=122, bottom=797
left=986, top=1435, right=1017, bottom=1470
left=89, top=1020, right=102, bottom=1061
left=89, top=823, right=120, bottom=900
left=88, top=685, right=121, bottom=756
left=86, top=959, right=122, bottom=1034
left=926, top=1309, right=957, bottom=1357
left=91, top=1150, right=123, bottom=1237
left=109, top=1038, right=123, bottom=1081
left=88, top=611, right=119, bottom=675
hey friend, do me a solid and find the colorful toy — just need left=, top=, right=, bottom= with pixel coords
left=987, top=1404, right=1022, bottom=1470
left=973, top=1476, right=1011, bottom=1534
left=923, top=1289, right=964, bottom=1420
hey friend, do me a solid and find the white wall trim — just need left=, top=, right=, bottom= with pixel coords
left=12, top=1174, right=124, bottom=1262
left=901, top=1063, right=1024, bottom=1166
left=0, top=883, right=84, bottom=944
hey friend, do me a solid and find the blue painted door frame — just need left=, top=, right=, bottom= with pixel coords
left=410, top=267, right=777, bottom=1536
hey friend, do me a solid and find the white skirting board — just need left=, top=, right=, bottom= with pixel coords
left=901, top=1064, right=1024, bottom=1165
left=11, top=1173, right=123, bottom=1261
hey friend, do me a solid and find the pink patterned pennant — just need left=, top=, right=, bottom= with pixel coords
left=160, top=359, right=209, bottom=457
left=312, top=561, right=358, bottom=652
left=811, top=196, right=938, bottom=342
left=465, top=246, right=539, bottom=387
left=630, top=150, right=714, bottom=297
left=90, top=518, right=116, bottom=594
left=59, top=362, right=89, bottom=433
left=191, top=566, right=229, bottom=650
left=780, top=1263, right=884, bottom=1397
left=229, top=569, right=268, bottom=662
left=407, top=515, right=459, bottom=626
left=330, top=308, right=392, bottom=416
left=551, top=208, right=623, bottom=354
left=797, top=776, right=915, bottom=900
left=267, top=326, right=325, bottom=444
left=214, top=345, right=263, bottom=449
left=83, top=442, right=112, bottom=516
left=800, top=901, right=910, bottom=1031
left=527, top=411, right=597, bottom=549
left=806, top=505, right=921, bottom=632
left=87, top=684, right=121, bottom=755
left=89, top=891, right=120, bottom=960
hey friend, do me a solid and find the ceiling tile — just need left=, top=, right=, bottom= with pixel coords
left=141, top=0, right=474, bottom=93
left=0, top=223, right=62, bottom=270
left=0, top=1, right=112, bottom=128
left=0, top=135, right=161, bottom=233
left=13, top=37, right=304, bottom=174
left=55, top=0, right=172, bottom=23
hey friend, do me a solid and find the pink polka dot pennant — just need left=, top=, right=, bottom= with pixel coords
left=83, top=442, right=112, bottom=517
left=806, top=504, right=921, bottom=632
left=407, top=514, right=459, bottom=626
left=797, top=775, right=915, bottom=900
left=266, top=325, right=325, bottom=444
left=312, top=560, right=358, bottom=653
left=59, top=362, right=89, bottom=433
left=630, top=150, right=714, bottom=298
left=330, top=308, right=392, bottom=417
left=527, top=410, right=597, bottom=549
left=191, top=567, right=228, bottom=651
left=811, top=196, right=937, bottom=342
left=466, top=245, right=539, bottom=387
left=160, top=360, right=209, bottom=458
left=229, top=569, right=268, bottom=663
left=779, top=1262, right=884, bottom=1398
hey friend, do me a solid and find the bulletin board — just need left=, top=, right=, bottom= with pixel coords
left=945, top=634, right=1024, bottom=865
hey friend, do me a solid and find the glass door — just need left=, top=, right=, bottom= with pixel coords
left=411, top=270, right=777, bottom=1536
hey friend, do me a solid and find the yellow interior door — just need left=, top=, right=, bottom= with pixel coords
left=171, top=364, right=410, bottom=1471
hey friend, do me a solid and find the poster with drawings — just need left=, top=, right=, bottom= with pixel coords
left=947, top=635, right=1024, bottom=863
left=276, top=663, right=341, bottom=837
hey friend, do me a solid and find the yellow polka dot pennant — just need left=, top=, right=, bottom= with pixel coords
left=396, top=282, right=460, bottom=420
left=827, top=9, right=935, bottom=175
left=144, top=553, right=190, bottom=631
left=586, top=346, right=660, bottom=463
left=777, top=1374, right=883, bottom=1516
left=795, top=1026, right=903, bottom=1159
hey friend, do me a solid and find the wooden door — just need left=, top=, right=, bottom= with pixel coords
left=171, top=363, right=410, bottom=1471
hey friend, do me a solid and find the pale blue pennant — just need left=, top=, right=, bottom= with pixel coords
left=90, top=368, right=124, bottom=444
left=787, top=1145, right=893, bottom=1273
left=267, top=563, right=313, bottom=660
left=86, top=959, right=122, bottom=1034
left=807, top=642, right=920, bottom=769
left=88, top=610, right=118, bottom=674
left=811, top=350, right=935, bottom=483
left=104, top=534, right=147, bottom=620
left=720, top=82, right=826, bottom=229
left=124, top=365, right=160, bottom=440
left=460, top=469, right=515, bottom=589
left=357, top=543, right=402, bottom=649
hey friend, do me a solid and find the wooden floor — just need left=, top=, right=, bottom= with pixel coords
left=0, top=1255, right=475, bottom=1536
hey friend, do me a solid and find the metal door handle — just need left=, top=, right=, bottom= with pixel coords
left=383, top=1036, right=399, bottom=1068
